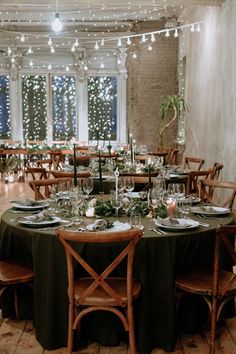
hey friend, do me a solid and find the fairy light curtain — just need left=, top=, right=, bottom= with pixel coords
left=22, top=75, right=47, bottom=141
left=88, top=76, right=117, bottom=142
left=0, top=75, right=11, bottom=139
left=52, top=76, right=77, bottom=141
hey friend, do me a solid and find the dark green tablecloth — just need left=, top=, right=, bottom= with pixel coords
left=0, top=210, right=234, bottom=353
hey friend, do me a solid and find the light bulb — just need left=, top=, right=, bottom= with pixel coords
left=148, top=45, right=152, bottom=51
left=48, top=64, right=52, bottom=70
left=191, top=25, right=195, bottom=32
left=29, top=60, right=33, bottom=67
left=71, top=45, right=75, bottom=52
left=151, top=33, right=155, bottom=42
left=7, top=47, right=12, bottom=55
left=11, top=56, right=15, bottom=63
left=196, top=24, right=201, bottom=32
left=141, top=34, right=146, bottom=42
left=100, top=62, right=104, bottom=68
left=132, top=52, right=137, bottom=59
left=117, top=38, right=122, bottom=46
left=74, top=38, right=79, bottom=47
left=20, top=34, right=25, bottom=42
left=95, top=41, right=99, bottom=50
left=84, top=64, right=88, bottom=71
left=101, top=38, right=105, bottom=46
left=127, top=37, right=131, bottom=45
left=51, top=13, right=63, bottom=32
left=117, top=58, right=121, bottom=64
left=65, top=65, right=69, bottom=71
left=174, top=29, right=178, bottom=37
left=28, top=46, right=33, bottom=54
left=48, top=37, right=52, bottom=46
left=165, top=30, right=170, bottom=37
left=50, top=46, right=55, bottom=53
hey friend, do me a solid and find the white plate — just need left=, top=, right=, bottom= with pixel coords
left=86, top=221, right=131, bottom=232
left=176, top=196, right=201, bottom=204
left=154, top=218, right=199, bottom=231
left=191, top=206, right=230, bottom=216
left=18, top=216, right=61, bottom=228
left=11, top=202, right=49, bottom=211
left=124, top=192, right=141, bottom=199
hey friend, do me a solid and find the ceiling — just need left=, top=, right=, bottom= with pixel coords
left=0, top=0, right=225, bottom=64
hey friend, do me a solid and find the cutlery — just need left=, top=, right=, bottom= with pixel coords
left=8, top=210, right=39, bottom=214
left=148, top=228, right=165, bottom=235
left=198, top=221, right=210, bottom=228
left=37, top=222, right=73, bottom=231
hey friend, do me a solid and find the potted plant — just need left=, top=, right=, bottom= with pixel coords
left=0, top=156, right=19, bottom=182
left=159, top=95, right=188, bottom=147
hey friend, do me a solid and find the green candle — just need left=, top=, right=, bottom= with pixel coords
left=148, top=159, right=152, bottom=190
left=73, top=143, right=77, bottom=187
left=99, top=150, right=103, bottom=193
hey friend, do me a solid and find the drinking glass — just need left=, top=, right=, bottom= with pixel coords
left=110, top=191, right=123, bottom=217
left=125, top=177, right=135, bottom=194
left=83, top=177, right=94, bottom=197
left=118, top=177, right=126, bottom=193
left=130, top=212, right=144, bottom=230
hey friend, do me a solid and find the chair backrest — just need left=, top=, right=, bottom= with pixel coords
left=183, top=156, right=205, bottom=171
left=199, top=179, right=236, bottom=210
left=214, top=225, right=236, bottom=299
left=210, top=162, right=224, bottom=180
left=186, top=169, right=212, bottom=195
left=26, top=166, right=48, bottom=180
left=51, top=170, right=91, bottom=179
left=36, top=158, right=53, bottom=172
left=56, top=229, right=143, bottom=306
left=29, top=177, right=72, bottom=200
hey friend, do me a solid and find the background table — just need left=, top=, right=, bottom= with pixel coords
left=0, top=210, right=234, bottom=353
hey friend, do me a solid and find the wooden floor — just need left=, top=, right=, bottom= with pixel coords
left=0, top=180, right=236, bottom=354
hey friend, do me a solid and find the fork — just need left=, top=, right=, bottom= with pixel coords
left=148, top=228, right=165, bottom=236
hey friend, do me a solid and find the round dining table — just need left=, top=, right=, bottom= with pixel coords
left=0, top=208, right=234, bottom=353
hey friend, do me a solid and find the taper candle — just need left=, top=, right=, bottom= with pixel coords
left=73, top=143, right=77, bottom=187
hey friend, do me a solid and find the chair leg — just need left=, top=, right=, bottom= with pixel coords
left=14, top=287, right=19, bottom=320
left=127, top=304, right=136, bottom=354
left=67, top=302, right=74, bottom=354
left=209, top=299, right=217, bottom=354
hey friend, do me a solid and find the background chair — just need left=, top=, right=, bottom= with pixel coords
left=175, top=224, right=236, bottom=354
left=51, top=170, right=91, bottom=179
left=183, top=156, right=205, bottom=171
left=0, top=260, right=34, bottom=320
left=25, top=166, right=48, bottom=180
left=29, top=177, right=72, bottom=200
left=199, top=179, right=236, bottom=210
left=186, top=169, right=212, bottom=195
left=56, top=228, right=143, bottom=354
left=210, top=162, right=224, bottom=180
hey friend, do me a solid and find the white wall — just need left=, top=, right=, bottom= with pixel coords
left=182, top=0, right=236, bottom=182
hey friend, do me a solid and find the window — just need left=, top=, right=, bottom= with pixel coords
left=0, top=75, right=11, bottom=139
left=52, top=76, right=77, bottom=141
left=88, top=76, right=117, bottom=142
left=22, top=75, right=47, bottom=141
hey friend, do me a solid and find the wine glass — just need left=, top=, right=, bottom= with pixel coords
left=110, top=190, right=123, bottom=217
left=118, top=177, right=126, bottom=193
left=83, top=177, right=94, bottom=197
left=125, top=177, right=135, bottom=194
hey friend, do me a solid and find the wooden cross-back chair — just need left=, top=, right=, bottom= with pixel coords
left=186, top=169, right=212, bottom=195
left=56, top=228, right=143, bottom=354
left=183, top=156, right=205, bottom=171
left=175, top=224, right=236, bottom=354
left=210, top=162, right=224, bottom=180
left=51, top=170, right=91, bottom=179
left=0, top=260, right=34, bottom=320
left=199, top=179, right=236, bottom=211
left=29, top=177, right=72, bottom=200
left=25, top=166, right=48, bottom=180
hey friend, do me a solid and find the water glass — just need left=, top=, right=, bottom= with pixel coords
left=130, top=212, right=144, bottom=230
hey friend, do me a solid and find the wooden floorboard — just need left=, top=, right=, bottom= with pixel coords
left=0, top=180, right=236, bottom=353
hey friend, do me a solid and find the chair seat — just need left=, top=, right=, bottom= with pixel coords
left=74, top=277, right=141, bottom=307
left=175, top=270, right=236, bottom=297
left=0, top=261, right=34, bottom=285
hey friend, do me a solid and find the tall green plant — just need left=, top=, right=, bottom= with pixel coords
left=159, top=95, right=187, bottom=146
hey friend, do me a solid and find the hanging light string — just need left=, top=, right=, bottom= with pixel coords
left=1, top=21, right=202, bottom=51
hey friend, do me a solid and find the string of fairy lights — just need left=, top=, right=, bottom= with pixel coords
left=0, top=1, right=204, bottom=143
left=88, top=76, right=117, bottom=141
left=0, top=75, right=11, bottom=139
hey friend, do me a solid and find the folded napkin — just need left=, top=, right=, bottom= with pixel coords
left=155, top=216, right=180, bottom=226
left=18, top=211, right=54, bottom=222
left=11, top=199, right=43, bottom=206
left=86, top=219, right=113, bottom=231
